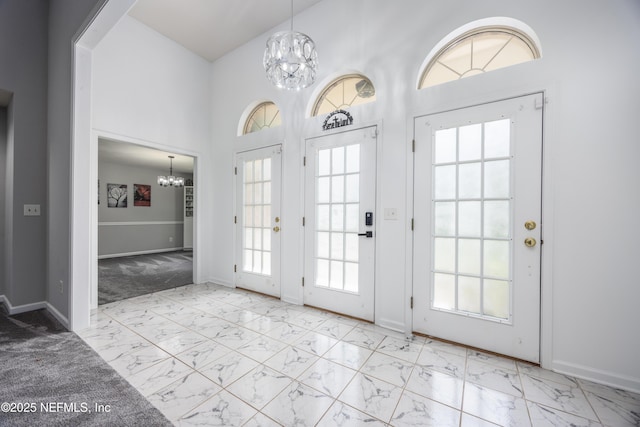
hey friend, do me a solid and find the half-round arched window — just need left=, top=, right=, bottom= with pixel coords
left=419, top=26, right=540, bottom=89
left=243, top=102, right=281, bottom=135
left=312, top=74, right=376, bottom=117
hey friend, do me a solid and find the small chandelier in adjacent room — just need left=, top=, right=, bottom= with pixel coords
left=157, top=155, right=184, bottom=188
left=263, top=0, right=318, bottom=90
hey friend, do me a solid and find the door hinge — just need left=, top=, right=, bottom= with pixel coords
left=410, top=296, right=414, bottom=309
left=234, top=264, right=237, bottom=273
left=301, top=277, right=305, bottom=287
left=412, top=139, right=415, bottom=153
left=411, top=218, right=414, bottom=231
left=234, top=215, right=237, bottom=224
left=302, top=217, right=305, bottom=226
left=303, top=156, right=306, bottom=166
left=234, top=166, right=237, bottom=175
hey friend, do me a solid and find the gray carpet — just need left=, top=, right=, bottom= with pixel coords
left=0, top=307, right=172, bottom=427
left=99, top=251, right=193, bottom=305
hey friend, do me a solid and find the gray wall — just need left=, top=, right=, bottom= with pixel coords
left=47, top=0, right=103, bottom=314
left=0, top=0, right=49, bottom=307
left=0, top=107, right=6, bottom=296
left=98, top=159, right=190, bottom=256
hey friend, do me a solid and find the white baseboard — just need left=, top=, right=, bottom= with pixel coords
left=376, top=317, right=405, bottom=334
left=98, top=247, right=186, bottom=259
left=552, top=359, right=640, bottom=394
left=1, top=295, right=70, bottom=329
left=205, top=277, right=233, bottom=288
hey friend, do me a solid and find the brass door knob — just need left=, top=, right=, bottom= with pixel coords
left=524, top=237, right=536, bottom=247
left=275, top=217, right=280, bottom=223
left=273, top=226, right=280, bottom=232
left=524, top=220, right=536, bottom=230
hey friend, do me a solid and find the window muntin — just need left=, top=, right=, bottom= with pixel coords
left=420, top=28, right=540, bottom=89
left=312, top=75, right=376, bottom=117
left=243, top=102, right=281, bottom=135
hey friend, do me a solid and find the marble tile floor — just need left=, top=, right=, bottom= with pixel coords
left=77, top=282, right=640, bottom=427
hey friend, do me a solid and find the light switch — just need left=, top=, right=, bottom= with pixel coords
left=24, top=204, right=41, bottom=216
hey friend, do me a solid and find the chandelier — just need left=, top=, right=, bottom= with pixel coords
left=157, top=155, right=184, bottom=188
left=263, top=0, right=318, bottom=90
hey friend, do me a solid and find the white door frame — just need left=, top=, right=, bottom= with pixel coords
left=405, top=92, right=555, bottom=368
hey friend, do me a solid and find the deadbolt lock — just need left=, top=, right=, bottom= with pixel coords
left=524, top=237, right=537, bottom=247
left=524, top=220, right=536, bottom=230
left=275, top=217, right=280, bottom=223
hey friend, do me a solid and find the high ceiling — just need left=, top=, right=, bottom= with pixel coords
left=128, top=0, right=324, bottom=62
left=99, top=138, right=194, bottom=174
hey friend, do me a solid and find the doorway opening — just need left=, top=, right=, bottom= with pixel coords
left=96, top=138, right=195, bottom=306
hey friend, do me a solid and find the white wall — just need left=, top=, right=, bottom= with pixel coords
left=92, top=15, right=213, bottom=280
left=208, top=0, right=640, bottom=391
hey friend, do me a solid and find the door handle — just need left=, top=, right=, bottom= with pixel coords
left=273, top=226, right=280, bottom=232
left=358, top=231, right=373, bottom=238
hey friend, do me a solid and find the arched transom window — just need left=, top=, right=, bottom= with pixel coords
left=420, top=27, right=540, bottom=89
left=243, top=102, right=281, bottom=135
left=312, top=75, right=376, bottom=117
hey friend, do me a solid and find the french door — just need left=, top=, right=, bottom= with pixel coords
left=413, top=94, right=543, bottom=362
left=235, top=145, right=282, bottom=297
left=304, top=126, right=377, bottom=321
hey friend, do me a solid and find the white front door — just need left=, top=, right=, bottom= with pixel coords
left=413, top=94, right=543, bottom=363
left=235, top=145, right=282, bottom=297
left=304, top=126, right=377, bottom=321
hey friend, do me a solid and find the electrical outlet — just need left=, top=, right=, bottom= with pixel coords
left=24, top=204, right=41, bottom=216
left=169, top=236, right=174, bottom=243
left=59, top=280, right=64, bottom=294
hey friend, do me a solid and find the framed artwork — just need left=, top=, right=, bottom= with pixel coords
left=134, top=184, right=151, bottom=206
left=107, top=183, right=128, bottom=208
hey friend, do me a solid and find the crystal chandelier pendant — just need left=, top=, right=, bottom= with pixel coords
left=264, top=30, right=317, bottom=90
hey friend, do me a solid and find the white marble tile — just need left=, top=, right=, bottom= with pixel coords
left=416, top=346, right=466, bottom=379
left=146, top=371, right=221, bottom=421
left=177, top=390, right=257, bottom=426
left=87, top=332, right=152, bottom=363
left=390, top=389, right=461, bottom=427
left=299, top=358, right=357, bottom=398
left=107, top=344, right=172, bottom=378
left=463, top=382, right=531, bottom=427
left=262, top=381, right=334, bottom=427
left=264, top=322, right=309, bottom=344
left=263, top=346, right=319, bottom=378
left=209, top=325, right=261, bottom=349
left=199, top=351, right=259, bottom=387
left=585, top=391, right=640, bottom=427
left=248, top=300, right=292, bottom=316
left=422, top=338, right=468, bottom=358
left=324, top=340, right=373, bottom=370
left=127, top=357, right=193, bottom=397
left=527, top=401, right=604, bottom=427
left=516, top=362, right=578, bottom=387
left=170, top=311, right=221, bottom=331
left=240, top=315, right=284, bottom=333
left=377, top=336, right=423, bottom=364
left=405, top=365, right=464, bottom=409
left=339, top=373, right=403, bottom=423
left=293, top=331, right=339, bottom=356
left=155, top=330, right=208, bottom=355
left=193, top=319, right=237, bottom=339
left=226, top=365, right=292, bottom=409
left=357, top=322, right=408, bottom=341
left=342, top=327, right=386, bottom=350
left=314, top=319, right=355, bottom=340
left=263, top=306, right=304, bottom=322
left=288, top=311, right=327, bottom=329
left=361, top=352, right=415, bottom=388
left=214, top=306, right=262, bottom=325
left=579, top=378, right=640, bottom=406
left=317, top=401, right=387, bottom=427
left=467, top=350, right=517, bottom=371
left=243, top=412, right=281, bottom=427
left=466, top=359, right=523, bottom=397
left=521, top=375, right=598, bottom=421
left=134, top=322, right=190, bottom=344
left=175, top=340, right=232, bottom=370
left=460, top=412, right=501, bottom=426
left=236, top=335, right=288, bottom=363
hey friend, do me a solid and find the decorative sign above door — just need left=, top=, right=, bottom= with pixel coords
left=322, top=109, right=353, bottom=131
